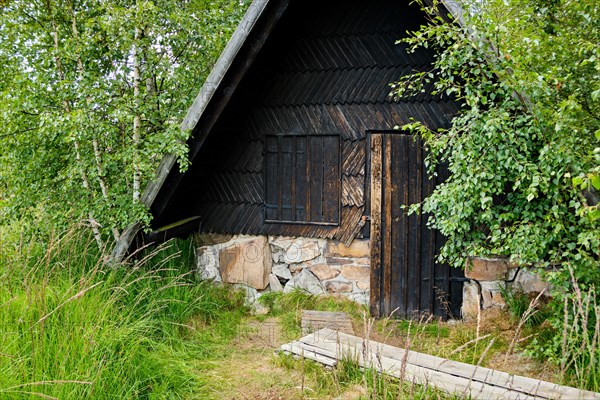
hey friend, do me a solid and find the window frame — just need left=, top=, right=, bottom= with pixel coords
left=264, top=133, right=341, bottom=226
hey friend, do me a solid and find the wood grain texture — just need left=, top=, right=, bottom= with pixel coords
left=281, top=328, right=600, bottom=400
left=301, top=310, right=354, bottom=335
left=370, top=133, right=463, bottom=319
left=341, top=174, right=364, bottom=207
left=133, top=0, right=463, bottom=265
left=383, top=135, right=393, bottom=316
left=369, top=134, right=383, bottom=317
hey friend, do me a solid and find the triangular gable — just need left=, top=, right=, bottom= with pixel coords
left=111, top=0, right=464, bottom=262
left=111, top=0, right=290, bottom=261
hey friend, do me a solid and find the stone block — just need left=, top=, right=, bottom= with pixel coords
left=356, top=278, right=370, bottom=291
left=465, top=257, right=512, bottom=281
left=480, top=281, right=505, bottom=309
left=351, top=291, right=369, bottom=305
left=285, top=241, right=321, bottom=264
left=325, top=239, right=370, bottom=258
left=196, top=245, right=221, bottom=281
left=271, top=248, right=285, bottom=263
left=270, top=237, right=323, bottom=264
left=269, top=274, right=283, bottom=292
left=341, top=265, right=370, bottom=281
left=309, top=264, right=340, bottom=280
left=491, top=291, right=506, bottom=307
left=194, top=233, right=232, bottom=247
left=269, top=237, right=294, bottom=250
left=514, top=269, right=550, bottom=294
left=234, top=283, right=258, bottom=304
left=284, top=268, right=325, bottom=295
left=325, top=281, right=353, bottom=293
left=272, top=263, right=292, bottom=280
left=325, top=257, right=356, bottom=265
left=507, top=267, right=519, bottom=281
left=353, top=258, right=371, bottom=266
left=220, top=236, right=271, bottom=290
left=289, top=263, right=305, bottom=273
left=461, top=280, right=481, bottom=319
left=480, top=280, right=505, bottom=292
left=235, top=284, right=269, bottom=314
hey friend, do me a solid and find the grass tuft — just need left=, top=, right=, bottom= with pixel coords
left=0, top=227, right=248, bottom=399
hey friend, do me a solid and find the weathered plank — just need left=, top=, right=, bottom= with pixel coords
left=323, top=135, right=341, bottom=223
left=341, top=174, right=365, bottom=207
left=324, top=329, right=600, bottom=400
left=301, top=310, right=354, bottom=335
left=383, top=135, right=393, bottom=316
left=280, top=342, right=337, bottom=367
left=337, top=205, right=365, bottom=246
left=282, top=328, right=600, bottom=400
left=369, top=134, right=383, bottom=317
left=292, top=330, right=534, bottom=399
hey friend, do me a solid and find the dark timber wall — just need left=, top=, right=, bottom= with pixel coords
left=151, top=0, right=460, bottom=242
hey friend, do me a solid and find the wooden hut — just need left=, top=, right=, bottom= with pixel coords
left=115, top=0, right=466, bottom=319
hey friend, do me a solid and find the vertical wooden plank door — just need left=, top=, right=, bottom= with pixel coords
left=369, top=133, right=464, bottom=319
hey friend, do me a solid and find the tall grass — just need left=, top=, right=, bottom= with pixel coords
left=555, top=275, right=600, bottom=390
left=0, top=227, right=247, bottom=399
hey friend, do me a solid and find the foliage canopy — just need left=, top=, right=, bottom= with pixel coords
left=394, top=0, right=599, bottom=388
left=394, top=0, right=598, bottom=277
left=0, top=0, right=249, bottom=245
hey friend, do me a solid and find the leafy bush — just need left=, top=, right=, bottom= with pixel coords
left=393, top=0, right=599, bottom=390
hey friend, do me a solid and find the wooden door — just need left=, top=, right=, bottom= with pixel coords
left=368, top=133, right=464, bottom=319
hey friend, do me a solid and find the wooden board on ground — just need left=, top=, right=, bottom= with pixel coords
left=279, top=328, right=600, bottom=400
left=301, top=310, right=354, bottom=335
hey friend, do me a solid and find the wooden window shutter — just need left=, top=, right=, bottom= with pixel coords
left=265, top=134, right=340, bottom=225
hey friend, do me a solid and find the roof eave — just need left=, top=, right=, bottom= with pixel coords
left=109, top=0, right=271, bottom=264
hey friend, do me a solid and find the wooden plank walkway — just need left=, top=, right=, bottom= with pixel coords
left=280, top=328, right=600, bottom=400
left=301, top=310, right=354, bottom=335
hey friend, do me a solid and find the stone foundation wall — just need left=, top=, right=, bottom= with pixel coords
left=195, top=234, right=371, bottom=306
left=196, top=236, right=551, bottom=318
left=461, top=257, right=551, bottom=319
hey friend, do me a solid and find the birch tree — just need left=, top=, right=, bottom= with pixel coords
left=0, top=0, right=249, bottom=245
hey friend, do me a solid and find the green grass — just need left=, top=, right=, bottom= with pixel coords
left=2, top=225, right=588, bottom=398
left=258, top=288, right=368, bottom=340
left=0, top=228, right=248, bottom=399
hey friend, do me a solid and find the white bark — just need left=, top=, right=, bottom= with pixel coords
left=51, top=10, right=104, bottom=249
left=132, top=27, right=142, bottom=203
left=70, top=6, right=121, bottom=242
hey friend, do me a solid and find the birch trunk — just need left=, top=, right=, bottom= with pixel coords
left=132, top=27, right=142, bottom=203
left=50, top=5, right=104, bottom=249
left=70, top=5, right=120, bottom=241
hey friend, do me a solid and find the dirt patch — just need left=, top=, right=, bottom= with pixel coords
left=235, top=318, right=285, bottom=350
left=192, top=308, right=565, bottom=399
left=192, top=317, right=363, bottom=400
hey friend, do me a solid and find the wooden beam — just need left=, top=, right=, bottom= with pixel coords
left=301, top=310, right=354, bottom=335
left=383, top=135, right=393, bottom=315
left=369, top=134, right=383, bottom=317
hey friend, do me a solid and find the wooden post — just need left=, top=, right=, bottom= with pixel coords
left=369, top=134, right=383, bottom=317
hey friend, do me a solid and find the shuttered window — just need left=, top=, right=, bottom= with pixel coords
left=265, top=134, right=340, bottom=225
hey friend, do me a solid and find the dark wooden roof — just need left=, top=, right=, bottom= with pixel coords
left=111, top=0, right=463, bottom=260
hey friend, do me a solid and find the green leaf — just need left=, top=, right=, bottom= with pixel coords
left=591, top=175, right=600, bottom=190
left=572, top=176, right=585, bottom=187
